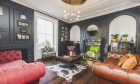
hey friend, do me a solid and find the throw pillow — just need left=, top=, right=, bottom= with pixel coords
left=85, top=51, right=95, bottom=58
left=121, top=55, right=137, bottom=70
left=118, top=55, right=129, bottom=67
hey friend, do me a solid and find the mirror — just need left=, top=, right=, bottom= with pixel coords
left=109, top=15, right=136, bottom=44
left=70, top=25, right=80, bottom=42
left=87, top=25, right=98, bottom=36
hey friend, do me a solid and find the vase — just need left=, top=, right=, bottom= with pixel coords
left=70, top=51, right=73, bottom=56
left=111, top=39, right=118, bottom=42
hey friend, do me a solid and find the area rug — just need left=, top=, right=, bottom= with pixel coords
left=46, top=61, right=87, bottom=82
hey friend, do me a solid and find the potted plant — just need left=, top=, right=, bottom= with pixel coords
left=111, top=34, right=119, bottom=42
left=121, top=34, right=128, bottom=42
left=42, top=40, right=53, bottom=52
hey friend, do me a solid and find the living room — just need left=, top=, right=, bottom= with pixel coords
left=0, top=0, right=140, bottom=84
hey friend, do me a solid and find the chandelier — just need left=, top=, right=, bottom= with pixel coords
left=64, top=8, right=80, bottom=21
left=62, top=0, right=87, bottom=21
left=62, top=0, right=87, bottom=5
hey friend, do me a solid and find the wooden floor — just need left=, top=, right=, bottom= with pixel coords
left=39, top=58, right=96, bottom=84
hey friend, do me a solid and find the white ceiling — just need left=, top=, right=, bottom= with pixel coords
left=11, top=0, right=140, bottom=23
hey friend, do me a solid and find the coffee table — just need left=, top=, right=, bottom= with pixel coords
left=56, top=56, right=82, bottom=72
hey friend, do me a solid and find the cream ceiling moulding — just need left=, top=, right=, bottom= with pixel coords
left=72, top=2, right=140, bottom=23
left=11, top=0, right=140, bottom=23
left=11, top=0, right=69, bottom=23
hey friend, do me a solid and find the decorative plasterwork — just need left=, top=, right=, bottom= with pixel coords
left=11, top=0, right=140, bottom=23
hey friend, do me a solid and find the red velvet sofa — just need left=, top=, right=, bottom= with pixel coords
left=0, top=50, right=45, bottom=84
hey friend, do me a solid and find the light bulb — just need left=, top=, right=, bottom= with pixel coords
left=77, top=15, right=80, bottom=17
left=77, top=11, right=80, bottom=13
left=67, top=13, right=70, bottom=15
left=64, top=10, right=66, bottom=13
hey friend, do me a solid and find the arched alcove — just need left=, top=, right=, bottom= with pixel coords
left=70, top=25, right=80, bottom=42
left=109, top=15, right=137, bottom=44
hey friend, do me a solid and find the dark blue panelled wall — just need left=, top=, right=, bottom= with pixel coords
left=70, top=6, right=140, bottom=54
left=0, top=0, right=34, bottom=62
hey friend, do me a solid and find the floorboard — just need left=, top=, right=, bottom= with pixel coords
left=38, top=58, right=96, bottom=84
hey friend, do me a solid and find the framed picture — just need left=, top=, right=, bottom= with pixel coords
left=20, top=28, right=27, bottom=33
left=25, top=23, right=29, bottom=27
left=19, top=14, right=27, bottom=20
left=62, top=27, right=64, bottom=29
left=22, top=35, right=26, bottom=39
left=61, top=37, right=64, bottom=41
left=17, top=21, right=29, bottom=27
left=25, top=35, right=30, bottom=40
left=17, top=34, right=22, bottom=40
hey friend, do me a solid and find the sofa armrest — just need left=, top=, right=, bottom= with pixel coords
left=0, top=62, right=45, bottom=84
left=92, top=62, right=134, bottom=83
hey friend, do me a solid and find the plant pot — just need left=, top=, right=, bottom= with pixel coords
left=111, top=39, right=118, bottom=42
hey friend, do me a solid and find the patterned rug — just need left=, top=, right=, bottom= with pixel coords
left=46, top=61, right=87, bottom=82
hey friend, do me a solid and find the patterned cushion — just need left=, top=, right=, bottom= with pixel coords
left=0, top=51, right=22, bottom=64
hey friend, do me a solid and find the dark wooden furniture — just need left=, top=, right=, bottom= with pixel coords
left=56, top=56, right=82, bottom=72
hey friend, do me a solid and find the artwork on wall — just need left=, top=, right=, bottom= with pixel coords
left=19, top=14, right=27, bottom=20
left=16, top=13, right=30, bottom=41
left=60, top=26, right=68, bottom=41
left=16, top=34, right=30, bottom=40
left=20, top=28, right=27, bottom=33
left=17, top=21, right=29, bottom=27
left=26, top=35, right=30, bottom=39
left=17, top=34, right=22, bottom=40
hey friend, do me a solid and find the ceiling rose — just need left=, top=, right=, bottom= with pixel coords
left=62, top=0, right=87, bottom=5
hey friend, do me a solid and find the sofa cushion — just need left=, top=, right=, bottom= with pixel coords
left=118, top=55, right=129, bottom=67
left=121, top=55, right=137, bottom=70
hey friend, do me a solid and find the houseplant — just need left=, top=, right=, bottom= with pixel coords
left=121, top=34, right=128, bottom=42
left=111, top=34, right=119, bottom=42
left=42, top=40, right=53, bottom=52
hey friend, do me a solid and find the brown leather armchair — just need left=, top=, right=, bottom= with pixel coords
left=92, top=54, right=140, bottom=84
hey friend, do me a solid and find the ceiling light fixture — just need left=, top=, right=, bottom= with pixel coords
left=64, top=8, right=80, bottom=21
left=62, top=0, right=87, bottom=5
left=62, top=0, right=86, bottom=22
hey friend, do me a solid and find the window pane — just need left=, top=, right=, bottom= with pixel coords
left=45, top=35, right=53, bottom=48
left=37, top=18, right=46, bottom=34
left=37, top=34, right=45, bottom=47
left=45, top=21, right=53, bottom=34
left=37, top=17, right=54, bottom=49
